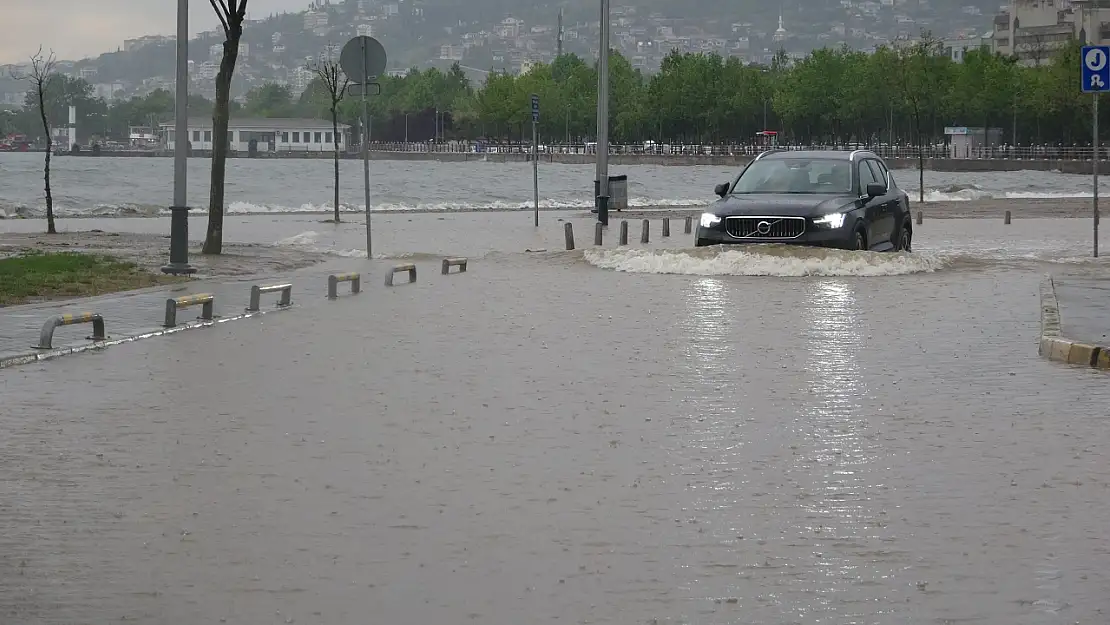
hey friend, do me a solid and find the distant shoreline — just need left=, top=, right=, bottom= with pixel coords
left=22, top=149, right=1099, bottom=175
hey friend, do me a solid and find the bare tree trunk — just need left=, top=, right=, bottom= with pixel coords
left=37, top=88, right=56, bottom=234
left=332, top=104, right=340, bottom=223
left=203, top=39, right=240, bottom=255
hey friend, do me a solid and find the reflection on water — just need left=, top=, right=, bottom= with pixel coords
left=791, top=280, right=894, bottom=618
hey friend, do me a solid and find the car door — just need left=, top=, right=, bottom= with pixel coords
left=865, top=159, right=898, bottom=245
left=856, top=159, right=889, bottom=248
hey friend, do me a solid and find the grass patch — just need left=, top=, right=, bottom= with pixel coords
left=0, top=251, right=188, bottom=306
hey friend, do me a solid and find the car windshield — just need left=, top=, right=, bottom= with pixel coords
left=731, top=158, right=852, bottom=194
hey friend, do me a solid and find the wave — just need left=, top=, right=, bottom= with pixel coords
left=916, top=183, right=1091, bottom=203
left=582, top=246, right=949, bottom=277
left=271, top=230, right=447, bottom=260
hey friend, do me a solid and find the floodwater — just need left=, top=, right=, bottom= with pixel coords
left=2, top=218, right=1110, bottom=623
left=0, top=151, right=1104, bottom=217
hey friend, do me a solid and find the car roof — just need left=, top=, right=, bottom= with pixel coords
left=757, top=149, right=877, bottom=162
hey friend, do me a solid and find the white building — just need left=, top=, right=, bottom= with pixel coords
left=162, top=118, right=350, bottom=153
left=992, top=0, right=1110, bottom=65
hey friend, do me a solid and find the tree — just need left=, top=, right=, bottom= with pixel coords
left=11, top=47, right=59, bottom=234
left=308, top=59, right=350, bottom=223
left=894, top=32, right=949, bottom=203
left=202, top=0, right=248, bottom=256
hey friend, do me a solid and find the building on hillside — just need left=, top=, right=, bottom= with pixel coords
left=942, top=35, right=992, bottom=62
left=992, top=0, right=1110, bottom=65
left=161, top=117, right=349, bottom=153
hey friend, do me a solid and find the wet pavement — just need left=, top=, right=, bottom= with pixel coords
left=1054, top=276, right=1110, bottom=347
left=3, top=244, right=1110, bottom=623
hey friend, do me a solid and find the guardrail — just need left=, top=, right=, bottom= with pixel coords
left=247, top=283, right=293, bottom=312
left=441, top=257, right=468, bottom=274
left=327, top=272, right=361, bottom=299
left=34, top=312, right=106, bottom=350
left=164, top=294, right=214, bottom=328
left=386, top=263, right=417, bottom=286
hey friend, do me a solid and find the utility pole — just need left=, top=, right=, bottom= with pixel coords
left=594, top=0, right=610, bottom=226
left=162, top=0, right=195, bottom=275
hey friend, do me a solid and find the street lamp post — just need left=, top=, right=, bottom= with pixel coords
left=595, top=0, right=611, bottom=225
left=162, top=0, right=196, bottom=274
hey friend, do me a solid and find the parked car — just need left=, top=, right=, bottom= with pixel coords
left=694, top=149, right=912, bottom=251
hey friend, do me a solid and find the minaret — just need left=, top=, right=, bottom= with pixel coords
left=773, top=9, right=787, bottom=42
left=557, top=8, right=564, bottom=56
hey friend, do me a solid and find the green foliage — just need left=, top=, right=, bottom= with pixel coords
left=5, top=39, right=1098, bottom=145
left=0, top=251, right=185, bottom=306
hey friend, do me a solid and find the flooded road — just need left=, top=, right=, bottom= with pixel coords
left=2, top=249, right=1109, bottom=624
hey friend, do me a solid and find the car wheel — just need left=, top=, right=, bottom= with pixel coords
left=897, top=226, right=912, bottom=252
left=853, top=230, right=867, bottom=251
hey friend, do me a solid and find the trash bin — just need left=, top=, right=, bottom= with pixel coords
left=607, top=175, right=628, bottom=211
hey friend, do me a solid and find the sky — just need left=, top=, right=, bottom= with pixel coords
left=2, top=0, right=308, bottom=65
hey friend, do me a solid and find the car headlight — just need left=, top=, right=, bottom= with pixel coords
left=699, top=213, right=721, bottom=228
left=813, top=213, right=846, bottom=229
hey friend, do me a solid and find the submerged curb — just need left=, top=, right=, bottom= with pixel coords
left=1038, top=274, right=1110, bottom=370
left=0, top=306, right=291, bottom=370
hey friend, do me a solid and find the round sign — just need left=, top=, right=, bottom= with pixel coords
left=1086, top=48, right=1107, bottom=72
left=340, top=36, right=387, bottom=81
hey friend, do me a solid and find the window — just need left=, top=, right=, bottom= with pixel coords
left=857, top=159, right=879, bottom=194
left=292, top=132, right=300, bottom=143
left=192, top=130, right=200, bottom=141
left=228, top=130, right=235, bottom=143
left=325, top=132, right=333, bottom=144
left=865, top=160, right=888, bottom=190
left=732, top=158, right=852, bottom=194
left=314, top=132, right=322, bottom=143
left=281, top=131, right=289, bottom=143
left=203, top=130, right=212, bottom=142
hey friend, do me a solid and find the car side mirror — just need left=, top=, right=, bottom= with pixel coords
left=714, top=182, right=730, bottom=197
left=865, top=182, right=886, bottom=198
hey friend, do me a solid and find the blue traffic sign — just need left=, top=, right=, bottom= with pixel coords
left=1082, top=45, right=1110, bottom=93
left=531, top=94, right=540, bottom=123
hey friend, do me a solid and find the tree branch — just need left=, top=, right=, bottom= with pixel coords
left=209, top=0, right=231, bottom=35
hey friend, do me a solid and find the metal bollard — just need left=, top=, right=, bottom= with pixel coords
left=386, top=263, right=417, bottom=286
left=164, top=293, right=214, bottom=328
left=662, top=218, right=670, bottom=237
left=619, top=220, right=629, bottom=245
left=247, top=283, right=293, bottom=312
left=684, top=215, right=692, bottom=234
left=1004, top=210, right=1011, bottom=225
left=641, top=219, right=650, bottom=244
left=327, top=273, right=361, bottom=300
left=34, top=312, right=106, bottom=349
left=564, top=222, right=575, bottom=250
left=916, top=211, right=923, bottom=225
left=441, top=257, right=468, bottom=274
left=594, top=222, right=604, bottom=245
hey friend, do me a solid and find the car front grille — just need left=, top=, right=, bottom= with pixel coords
left=724, top=216, right=806, bottom=239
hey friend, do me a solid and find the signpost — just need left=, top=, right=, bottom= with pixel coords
left=340, top=36, right=386, bottom=259
left=1081, top=44, right=1107, bottom=258
left=531, top=93, right=540, bottom=227
left=162, top=0, right=196, bottom=275
left=595, top=0, right=611, bottom=227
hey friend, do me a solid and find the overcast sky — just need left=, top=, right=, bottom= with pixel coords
left=2, top=0, right=308, bottom=65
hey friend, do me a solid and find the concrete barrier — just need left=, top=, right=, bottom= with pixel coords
left=684, top=216, right=692, bottom=234
left=386, top=263, right=417, bottom=286
left=662, top=218, right=670, bottom=237
left=164, top=293, right=214, bottom=328
left=1038, top=274, right=1108, bottom=370
left=594, top=222, right=603, bottom=246
left=640, top=219, right=650, bottom=244
left=34, top=312, right=106, bottom=350
left=247, top=283, right=293, bottom=312
left=441, top=257, right=468, bottom=274
left=564, top=223, right=575, bottom=250
left=327, top=273, right=361, bottom=300
left=619, top=221, right=629, bottom=245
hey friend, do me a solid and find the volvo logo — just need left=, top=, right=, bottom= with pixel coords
left=756, top=220, right=772, bottom=234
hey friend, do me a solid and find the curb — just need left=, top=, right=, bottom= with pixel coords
left=0, top=306, right=290, bottom=370
left=1038, top=274, right=1110, bottom=370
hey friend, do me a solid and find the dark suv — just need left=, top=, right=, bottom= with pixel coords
left=694, top=150, right=912, bottom=252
